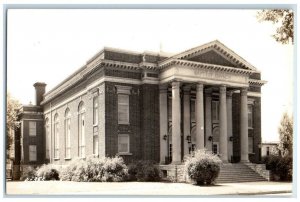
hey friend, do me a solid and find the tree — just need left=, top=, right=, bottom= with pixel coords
left=278, top=112, right=293, bottom=156
left=6, top=93, right=21, bottom=153
left=257, top=9, right=294, bottom=44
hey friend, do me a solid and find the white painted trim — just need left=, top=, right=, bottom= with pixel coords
left=22, top=119, right=44, bottom=121
left=247, top=92, right=261, bottom=97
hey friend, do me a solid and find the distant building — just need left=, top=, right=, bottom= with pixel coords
left=261, top=142, right=279, bottom=157
left=14, top=40, right=267, bottom=179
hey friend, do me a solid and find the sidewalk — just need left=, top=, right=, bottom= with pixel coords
left=6, top=181, right=293, bottom=196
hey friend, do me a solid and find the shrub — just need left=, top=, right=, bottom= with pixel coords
left=127, top=160, right=161, bottom=182
left=60, top=156, right=128, bottom=182
left=36, top=164, right=60, bottom=181
left=184, top=150, right=222, bottom=185
left=20, top=166, right=37, bottom=181
left=263, top=154, right=293, bottom=181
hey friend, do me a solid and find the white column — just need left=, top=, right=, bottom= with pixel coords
left=219, top=85, right=228, bottom=162
left=172, top=81, right=181, bottom=164
left=196, top=83, right=205, bottom=149
left=240, top=88, right=249, bottom=162
left=159, top=85, right=168, bottom=164
left=227, top=91, right=233, bottom=162
left=205, top=88, right=212, bottom=151
left=183, top=85, right=191, bottom=157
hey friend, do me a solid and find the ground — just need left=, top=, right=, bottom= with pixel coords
left=5, top=181, right=293, bottom=196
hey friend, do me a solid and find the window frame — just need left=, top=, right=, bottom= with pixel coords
left=29, top=145, right=37, bottom=162
left=78, top=102, right=86, bottom=159
left=54, top=114, right=59, bottom=159
left=116, top=85, right=132, bottom=125
left=117, top=134, right=130, bottom=154
left=248, top=104, right=254, bottom=129
left=65, top=109, right=71, bottom=159
left=29, top=121, right=36, bottom=136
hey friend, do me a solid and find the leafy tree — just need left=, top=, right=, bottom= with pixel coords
left=278, top=112, right=293, bottom=156
left=257, top=9, right=294, bottom=44
left=6, top=93, right=21, bottom=153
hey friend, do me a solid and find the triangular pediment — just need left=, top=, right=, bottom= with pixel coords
left=171, top=40, right=256, bottom=71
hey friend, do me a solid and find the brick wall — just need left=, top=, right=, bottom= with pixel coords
left=104, top=81, right=142, bottom=163
left=140, top=84, right=160, bottom=162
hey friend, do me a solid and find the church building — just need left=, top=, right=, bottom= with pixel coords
left=14, top=40, right=266, bottom=178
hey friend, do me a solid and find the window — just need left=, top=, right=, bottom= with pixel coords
left=168, top=97, right=172, bottom=121
left=65, top=109, right=71, bottom=159
left=29, top=145, right=37, bottom=162
left=266, top=146, right=270, bottom=156
left=212, top=101, right=219, bottom=122
left=93, top=135, right=99, bottom=156
left=45, top=118, right=50, bottom=159
left=248, top=136, right=254, bottom=153
left=54, top=114, right=59, bottom=159
left=248, top=105, right=253, bottom=128
left=213, top=142, right=219, bottom=154
left=78, top=102, right=85, bottom=158
left=190, top=99, right=195, bottom=121
left=29, top=121, right=36, bottom=136
left=118, top=134, right=130, bottom=153
left=93, top=96, right=99, bottom=125
left=118, top=94, right=129, bottom=124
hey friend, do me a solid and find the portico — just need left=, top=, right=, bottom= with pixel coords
left=157, top=40, right=263, bottom=164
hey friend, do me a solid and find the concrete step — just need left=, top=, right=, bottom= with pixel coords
left=216, top=163, right=267, bottom=183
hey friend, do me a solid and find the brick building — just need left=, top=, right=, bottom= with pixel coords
left=14, top=40, right=266, bottom=177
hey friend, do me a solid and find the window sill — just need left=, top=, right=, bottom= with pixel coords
left=64, top=158, right=72, bottom=160
left=117, top=152, right=132, bottom=156
left=53, top=158, right=60, bottom=161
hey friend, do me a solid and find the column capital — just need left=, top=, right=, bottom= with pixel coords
left=240, top=88, right=248, bottom=96
left=172, top=81, right=181, bottom=89
left=219, top=85, right=226, bottom=94
left=196, top=83, right=204, bottom=91
left=226, top=91, right=233, bottom=98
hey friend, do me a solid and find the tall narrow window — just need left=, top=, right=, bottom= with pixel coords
left=29, top=145, right=37, bottom=161
left=118, top=134, right=130, bottom=153
left=78, top=102, right=85, bottom=158
left=248, top=104, right=253, bottom=128
left=93, top=96, right=99, bottom=125
left=54, top=114, right=59, bottom=159
left=190, top=99, right=195, bottom=121
left=248, top=136, right=254, bottom=153
left=29, top=121, right=36, bottom=136
left=212, top=101, right=219, bottom=122
left=45, top=118, right=50, bottom=159
left=118, top=94, right=129, bottom=124
left=65, top=108, right=71, bottom=159
left=168, top=97, right=172, bottom=121
left=266, top=146, right=270, bottom=156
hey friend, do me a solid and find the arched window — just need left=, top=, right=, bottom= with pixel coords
left=65, top=108, right=71, bottom=159
left=78, top=102, right=85, bottom=158
left=45, top=118, right=50, bottom=159
left=54, top=114, right=59, bottom=159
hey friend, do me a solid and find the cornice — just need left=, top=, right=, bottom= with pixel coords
left=248, top=79, right=267, bottom=86
left=159, top=59, right=256, bottom=75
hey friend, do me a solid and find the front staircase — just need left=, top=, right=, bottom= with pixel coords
left=216, top=163, right=268, bottom=183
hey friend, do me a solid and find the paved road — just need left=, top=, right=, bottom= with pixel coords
left=5, top=181, right=293, bottom=196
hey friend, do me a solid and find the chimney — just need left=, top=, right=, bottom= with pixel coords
left=33, top=82, right=46, bottom=106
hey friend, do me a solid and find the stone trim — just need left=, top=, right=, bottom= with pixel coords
left=249, top=79, right=267, bottom=86
left=159, top=59, right=256, bottom=75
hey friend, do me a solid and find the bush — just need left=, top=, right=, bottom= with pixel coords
left=263, top=154, right=293, bottom=181
left=127, top=160, right=161, bottom=182
left=184, top=150, right=222, bottom=185
left=60, top=156, right=128, bottom=182
left=36, top=164, right=60, bottom=181
left=20, top=166, right=37, bottom=181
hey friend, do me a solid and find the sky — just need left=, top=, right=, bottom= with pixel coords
left=6, top=9, right=294, bottom=142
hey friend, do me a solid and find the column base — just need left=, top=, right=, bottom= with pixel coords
left=240, top=160, right=250, bottom=163
left=159, top=161, right=166, bottom=165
